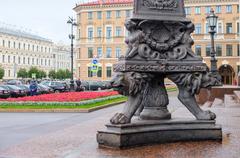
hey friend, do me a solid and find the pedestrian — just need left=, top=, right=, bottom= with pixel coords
left=76, top=78, right=82, bottom=92
left=30, top=80, right=38, bottom=96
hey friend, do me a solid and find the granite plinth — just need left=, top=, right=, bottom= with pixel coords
left=97, top=119, right=222, bottom=149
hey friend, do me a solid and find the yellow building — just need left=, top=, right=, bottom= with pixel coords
left=74, top=0, right=240, bottom=85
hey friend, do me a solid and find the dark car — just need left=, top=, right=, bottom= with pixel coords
left=16, top=85, right=31, bottom=96
left=7, top=80, right=23, bottom=85
left=0, top=85, right=27, bottom=98
left=81, top=81, right=104, bottom=91
left=0, top=86, right=11, bottom=99
left=40, top=81, right=66, bottom=93
left=38, top=84, right=54, bottom=94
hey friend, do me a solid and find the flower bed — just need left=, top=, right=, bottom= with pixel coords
left=0, top=91, right=119, bottom=102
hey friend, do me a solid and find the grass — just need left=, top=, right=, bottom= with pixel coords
left=0, top=96, right=127, bottom=110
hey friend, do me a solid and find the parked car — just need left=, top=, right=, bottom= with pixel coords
left=38, top=84, right=54, bottom=94
left=16, top=85, right=31, bottom=96
left=0, top=86, right=11, bottom=99
left=81, top=81, right=106, bottom=91
left=0, top=85, right=27, bottom=97
left=7, top=80, right=23, bottom=85
left=40, top=81, right=66, bottom=93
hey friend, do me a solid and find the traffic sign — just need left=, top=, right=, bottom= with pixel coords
left=92, top=58, right=98, bottom=65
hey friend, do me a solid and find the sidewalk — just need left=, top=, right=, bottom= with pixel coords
left=0, top=97, right=240, bottom=158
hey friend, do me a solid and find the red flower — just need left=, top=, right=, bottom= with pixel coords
left=0, top=91, right=119, bottom=102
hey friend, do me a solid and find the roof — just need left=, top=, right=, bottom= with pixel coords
left=0, top=27, right=52, bottom=43
left=76, top=0, right=133, bottom=7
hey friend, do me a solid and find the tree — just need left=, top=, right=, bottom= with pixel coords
left=38, top=70, right=47, bottom=79
left=65, top=69, right=72, bottom=79
left=48, top=70, right=56, bottom=79
left=28, top=67, right=39, bottom=79
left=17, top=68, right=28, bottom=78
left=28, top=67, right=47, bottom=79
left=0, top=67, right=4, bottom=79
left=56, top=69, right=66, bottom=80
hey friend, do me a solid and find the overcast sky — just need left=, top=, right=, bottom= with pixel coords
left=0, top=0, right=82, bottom=44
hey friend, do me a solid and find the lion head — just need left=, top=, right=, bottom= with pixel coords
left=110, top=72, right=152, bottom=96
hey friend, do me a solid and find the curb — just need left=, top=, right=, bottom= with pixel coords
left=0, top=101, right=126, bottom=113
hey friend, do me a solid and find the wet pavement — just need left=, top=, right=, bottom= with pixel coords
left=0, top=93, right=240, bottom=158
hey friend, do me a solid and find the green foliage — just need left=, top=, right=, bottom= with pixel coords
left=0, top=67, right=4, bottom=79
left=56, top=69, right=72, bottom=79
left=48, top=70, right=57, bottom=79
left=28, top=67, right=47, bottom=79
left=17, top=68, right=28, bottom=78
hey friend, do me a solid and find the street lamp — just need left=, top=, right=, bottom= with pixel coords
left=206, top=8, right=218, bottom=73
left=67, top=17, right=77, bottom=91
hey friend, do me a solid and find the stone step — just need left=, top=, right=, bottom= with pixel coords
left=211, top=98, right=224, bottom=108
left=224, top=94, right=240, bottom=108
left=233, top=91, right=240, bottom=103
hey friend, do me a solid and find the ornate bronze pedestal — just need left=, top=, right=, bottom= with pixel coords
left=97, top=0, right=222, bottom=148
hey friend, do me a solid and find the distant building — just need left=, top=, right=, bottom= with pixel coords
left=52, top=45, right=71, bottom=71
left=74, top=0, right=240, bottom=84
left=0, top=26, right=54, bottom=79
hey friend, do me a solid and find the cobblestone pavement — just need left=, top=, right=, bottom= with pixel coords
left=0, top=92, right=240, bottom=158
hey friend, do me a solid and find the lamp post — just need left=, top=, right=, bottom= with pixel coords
left=67, top=17, right=77, bottom=91
left=206, top=9, right=218, bottom=74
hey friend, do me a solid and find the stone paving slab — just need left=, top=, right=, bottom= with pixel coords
left=0, top=98, right=240, bottom=158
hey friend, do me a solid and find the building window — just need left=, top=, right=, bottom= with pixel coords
left=88, top=67, right=93, bottom=77
left=195, top=24, right=202, bottom=34
left=28, top=57, right=30, bottom=64
left=205, top=6, right=211, bottom=14
left=32, top=58, right=35, bottom=65
left=97, top=47, right=102, bottom=58
left=88, top=27, right=93, bottom=40
left=2, top=55, right=4, bottom=63
left=2, top=40, right=5, bottom=47
left=126, top=10, right=131, bottom=17
left=106, top=11, right=111, bottom=19
left=238, top=44, right=240, bottom=56
left=8, top=41, right=11, bottom=48
left=195, top=7, right=201, bottom=14
left=106, top=47, right=112, bottom=58
left=237, top=4, right=239, bottom=13
left=206, top=45, right=211, bottom=56
left=216, top=6, right=221, bottom=13
left=216, top=44, right=222, bottom=56
left=226, top=23, right=232, bottom=33
left=185, top=7, right=191, bottom=15
left=115, top=27, right=122, bottom=37
left=28, top=44, right=30, bottom=50
left=13, top=42, right=16, bottom=48
left=32, top=45, right=35, bottom=51
left=97, top=27, right=102, bottom=37
left=116, top=10, right=121, bottom=18
left=106, top=27, right=112, bottom=39
left=116, top=47, right=121, bottom=58
left=18, top=43, right=21, bottom=49
left=205, top=22, right=209, bottom=33
left=97, top=67, right=102, bottom=77
left=195, top=45, right=201, bottom=56
left=237, top=22, right=240, bottom=34
left=238, top=66, right=240, bottom=74
left=8, top=55, right=10, bottom=63
left=226, top=45, right=232, bottom=56
left=18, top=57, right=21, bottom=64
left=23, top=43, right=26, bottom=50
left=217, top=22, right=222, bottom=33
left=97, top=11, right=102, bottom=19
left=88, top=47, right=93, bottom=58
left=13, top=56, right=15, bottom=63
left=226, top=5, right=232, bottom=13
left=106, top=67, right=112, bottom=78
left=88, top=12, right=93, bottom=19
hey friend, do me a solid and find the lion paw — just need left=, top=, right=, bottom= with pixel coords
left=110, top=113, right=130, bottom=124
left=196, top=110, right=216, bottom=120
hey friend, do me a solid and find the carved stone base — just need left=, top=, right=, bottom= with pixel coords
left=97, top=119, right=222, bottom=149
left=140, top=107, right=171, bottom=120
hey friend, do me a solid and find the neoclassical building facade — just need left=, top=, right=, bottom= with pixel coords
left=74, top=0, right=240, bottom=84
left=0, top=27, right=54, bottom=79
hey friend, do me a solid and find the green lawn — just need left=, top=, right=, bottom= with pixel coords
left=0, top=97, right=127, bottom=110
